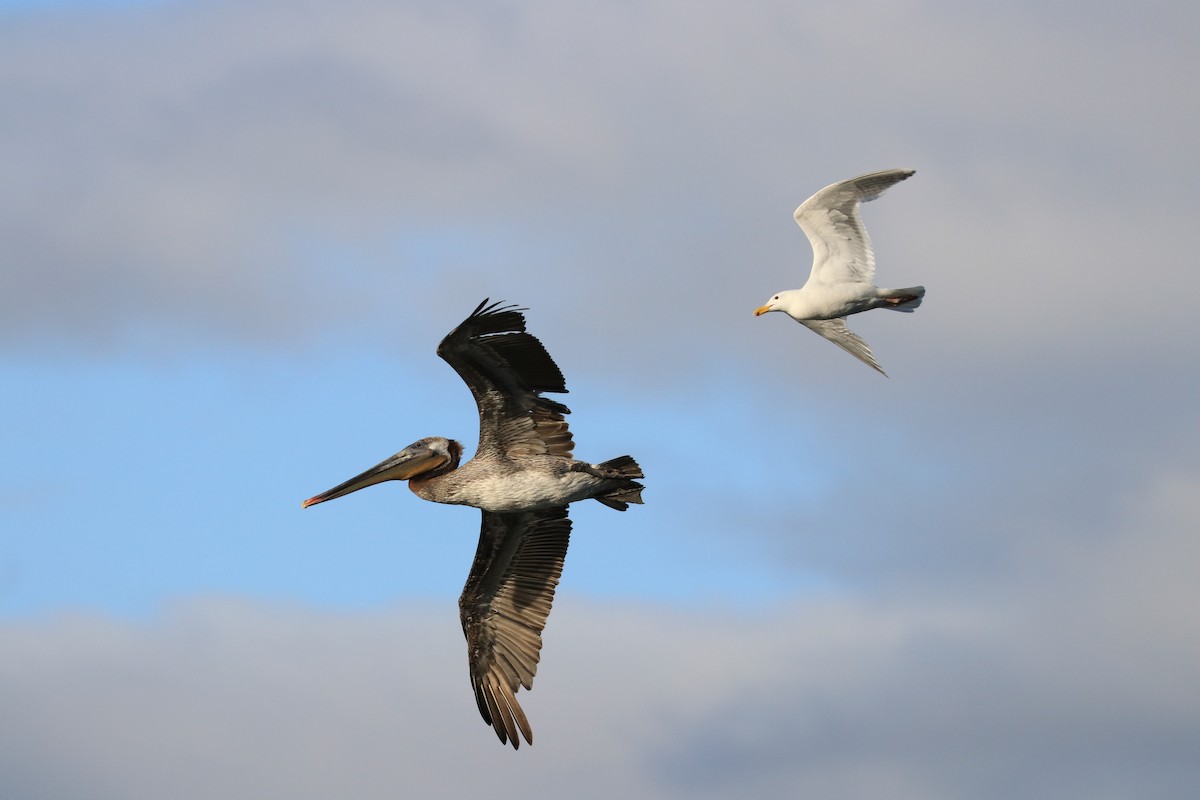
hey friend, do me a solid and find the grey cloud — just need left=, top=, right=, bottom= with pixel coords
left=3, top=3, right=1198, bottom=794
left=3, top=529, right=1197, bottom=800
left=3, top=0, right=1197, bottom=362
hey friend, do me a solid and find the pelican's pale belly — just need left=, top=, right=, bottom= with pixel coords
left=434, top=465, right=602, bottom=513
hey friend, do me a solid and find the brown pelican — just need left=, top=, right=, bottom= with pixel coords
left=302, top=299, right=644, bottom=748
left=754, top=168, right=925, bottom=375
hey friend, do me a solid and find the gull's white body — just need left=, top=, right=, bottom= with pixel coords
left=755, top=168, right=925, bottom=375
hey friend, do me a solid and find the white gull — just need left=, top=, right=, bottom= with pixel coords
left=754, top=168, right=925, bottom=375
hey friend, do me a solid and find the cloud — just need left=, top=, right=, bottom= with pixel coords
left=3, top=0, right=1197, bottom=362
left=2, top=3, right=1198, bottom=795
left=4, top=513, right=1198, bottom=800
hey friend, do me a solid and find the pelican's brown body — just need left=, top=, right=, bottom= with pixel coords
left=303, top=300, right=644, bottom=748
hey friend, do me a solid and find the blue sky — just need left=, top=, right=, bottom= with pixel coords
left=4, top=345, right=818, bottom=617
left=2, top=0, right=1199, bottom=797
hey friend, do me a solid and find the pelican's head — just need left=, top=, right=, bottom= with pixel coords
left=754, top=293, right=784, bottom=317
left=302, top=436, right=463, bottom=508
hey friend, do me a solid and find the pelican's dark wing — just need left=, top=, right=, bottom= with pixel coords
left=437, top=299, right=574, bottom=461
left=459, top=507, right=571, bottom=748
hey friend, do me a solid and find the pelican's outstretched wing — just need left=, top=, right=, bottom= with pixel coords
left=801, top=318, right=887, bottom=376
left=459, top=507, right=571, bottom=748
left=437, top=299, right=574, bottom=461
left=794, top=168, right=914, bottom=286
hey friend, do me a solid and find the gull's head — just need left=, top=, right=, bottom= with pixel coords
left=754, top=293, right=783, bottom=317
left=302, top=436, right=463, bottom=508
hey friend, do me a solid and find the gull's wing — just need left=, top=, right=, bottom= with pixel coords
left=437, top=299, right=574, bottom=461
left=801, top=319, right=887, bottom=376
left=459, top=507, right=571, bottom=749
left=794, top=168, right=914, bottom=287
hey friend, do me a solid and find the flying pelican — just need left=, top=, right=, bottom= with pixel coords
left=302, top=299, right=644, bottom=749
left=754, top=168, right=925, bottom=375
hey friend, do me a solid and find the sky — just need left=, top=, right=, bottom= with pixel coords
left=2, top=0, right=1198, bottom=796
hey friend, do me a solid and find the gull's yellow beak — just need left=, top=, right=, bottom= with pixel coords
left=754, top=305, right=772, bottom=317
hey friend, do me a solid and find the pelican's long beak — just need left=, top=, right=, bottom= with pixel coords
left=754, top=304, right=772, bottom=316
left=302, top=444, right=446, bottom=508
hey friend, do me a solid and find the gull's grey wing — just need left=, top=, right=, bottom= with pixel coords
left=794, top=168, right=914, bottom=287
left=459, top=507, right=571, bottom=749
left=801, top=318, right=887, bottom=376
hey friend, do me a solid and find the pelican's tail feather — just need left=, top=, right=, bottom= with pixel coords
left=880, top=286, right=925, bottom=312
left=593, top=455, right=645, bottom=511
left=596, top=455, right=643, bottom=479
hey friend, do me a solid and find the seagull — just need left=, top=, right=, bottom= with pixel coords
left=302, top=300, right=644, bottom=749
left=754, top=168, right=925, bottom=375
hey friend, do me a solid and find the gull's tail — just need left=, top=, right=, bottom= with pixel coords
left=880, top=286, right=925, bottom=312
